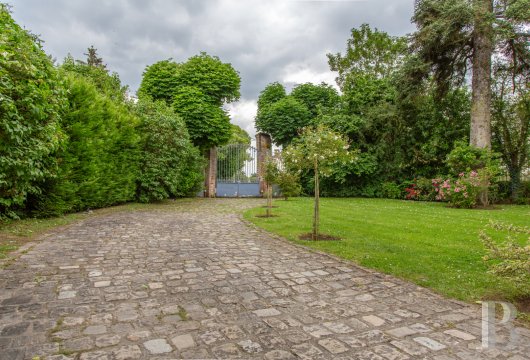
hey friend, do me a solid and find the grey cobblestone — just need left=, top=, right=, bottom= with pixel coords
left=0, top=199, right=528, bottom=359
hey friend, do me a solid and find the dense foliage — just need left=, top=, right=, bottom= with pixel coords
left=140, top=53, right=241, bottom=150
left=137, top=60, right=180, bottom=104
left=135, top=99, right=204, bottom=202
left=31, top=74, right=140, bottom=216
left=1, top=8, right=225, bottom=219
left=172, top=86, right=232, bottom=150
left=255, top=96, right=311, bottom=146
left=256, top=82, right=339, bottom=146
left=257, top=21, right=528, bottom=205
left=0, top=5, right=64, bottom=218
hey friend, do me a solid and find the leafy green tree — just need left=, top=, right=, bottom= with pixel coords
left=291, top=82, right=340, bottom=118
left=284, top=125, right=356, bottom=240
left=135, top=99, right=203, bottom=202
left=398, top=86, right=471, bottom=178
left=82, top=45, right=106, bottom=69
left=228, top=124, right=251, bottom=145
left=0, top=5, right=64, bottom=218
left=410, top=0, right=529, bottom=149
left=256, top=82, right=286, bottom=111
left=137, top=59, right=180, bottom=104
left=172, top=86, right=232, bottom=150
left=327, top=23, right=406, bottom=89
left=177, top=52, right=241, bottom=106
left=255, top=96, right=311, bottom=146
left=140, top=53, right=240, bottom=150
left=322, top=24, right=412, bottom=194
left=61, top=54, right=127, bottom=101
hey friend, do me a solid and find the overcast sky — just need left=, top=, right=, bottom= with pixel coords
left=10, top=0, right=415, bottom=137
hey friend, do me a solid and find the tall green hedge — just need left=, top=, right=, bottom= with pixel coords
left=31, top=74, right=140, bottom=216
left=0, top=5, right=64, bottom=218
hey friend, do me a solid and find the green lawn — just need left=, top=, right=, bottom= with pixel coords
left=244, top=198, right=529, bottom=306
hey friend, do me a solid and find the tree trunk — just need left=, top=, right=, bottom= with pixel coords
left=508, top=166, right=522, bottom=201
left=312, top=160, right=320, bottom=241
left=266, top=184, right=272, bottom=217
left=470, top=0, right=493, bottom=149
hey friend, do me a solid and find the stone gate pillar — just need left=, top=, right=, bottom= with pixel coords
left=204, top=147, right=217, bottom=198
left=256, top=133, right=272, bottom=196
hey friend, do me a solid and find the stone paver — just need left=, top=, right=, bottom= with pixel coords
left=0, top=198, right=528, bottom=359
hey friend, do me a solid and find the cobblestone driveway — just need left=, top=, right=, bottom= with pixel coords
left=1, top=199, right=528, bottom=360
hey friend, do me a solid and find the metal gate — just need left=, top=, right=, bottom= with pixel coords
left=216, top=143, right=260, bottom=197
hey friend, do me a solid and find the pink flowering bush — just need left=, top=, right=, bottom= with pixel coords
left=432, top=170, right=483, bottom=208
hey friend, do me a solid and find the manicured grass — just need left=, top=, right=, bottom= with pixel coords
left=245, top=198, right=530, bottom=305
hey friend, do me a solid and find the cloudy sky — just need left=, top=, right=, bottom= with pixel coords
left=10, top=0, right=415, bottom=137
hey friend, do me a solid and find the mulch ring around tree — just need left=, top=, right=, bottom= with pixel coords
left=255, top=214, right=279, bottom=218
left=299, top=233, right=341, bottom=241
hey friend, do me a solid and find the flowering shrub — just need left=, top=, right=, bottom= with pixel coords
left=415, top=177, right=437, bottom=201
left=432, top=171, right=482, bottom=208
left=404, top=183, right=419, bottom=200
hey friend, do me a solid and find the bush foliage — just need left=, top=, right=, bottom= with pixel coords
left=1, top=9, right=221, bottom=219
left=31, top=74, right=140, bottom=216
left=0, top=5, right=64, bottom=218
left=135, top=99, right=203, bottom=202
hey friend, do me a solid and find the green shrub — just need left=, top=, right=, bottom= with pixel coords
left=276, top=171, right=302, bottom=200
left=31, top=74, right=140, bottom=216
left=446, top=141, right=499, bottom=174
left=0, top=5, right=65, bottom=218
left=135, top=99, right=204, bottom=202
left=481, top=221, right=530, bottom=295
left=380, top=182, right=402, bottom=199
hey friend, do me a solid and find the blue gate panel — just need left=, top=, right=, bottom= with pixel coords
left=216, top=182, right=260, bottom=197
left=238, top=183, right=261, bottom=197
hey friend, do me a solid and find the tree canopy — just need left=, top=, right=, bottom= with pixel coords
left=255, top=96, right=312, bottom=146
left=139, top=53, right=241, bottom=150
left=137, top=59, right=180, bottom=104
left=409, top=0, right=529, bottom=149
left=327, top=23, right=407, bottom=89
left=172, top=86, right=232, bottom=150
left=177, top=52, right=241, bottom=106
left=291, top=83, right=340, bottom=118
